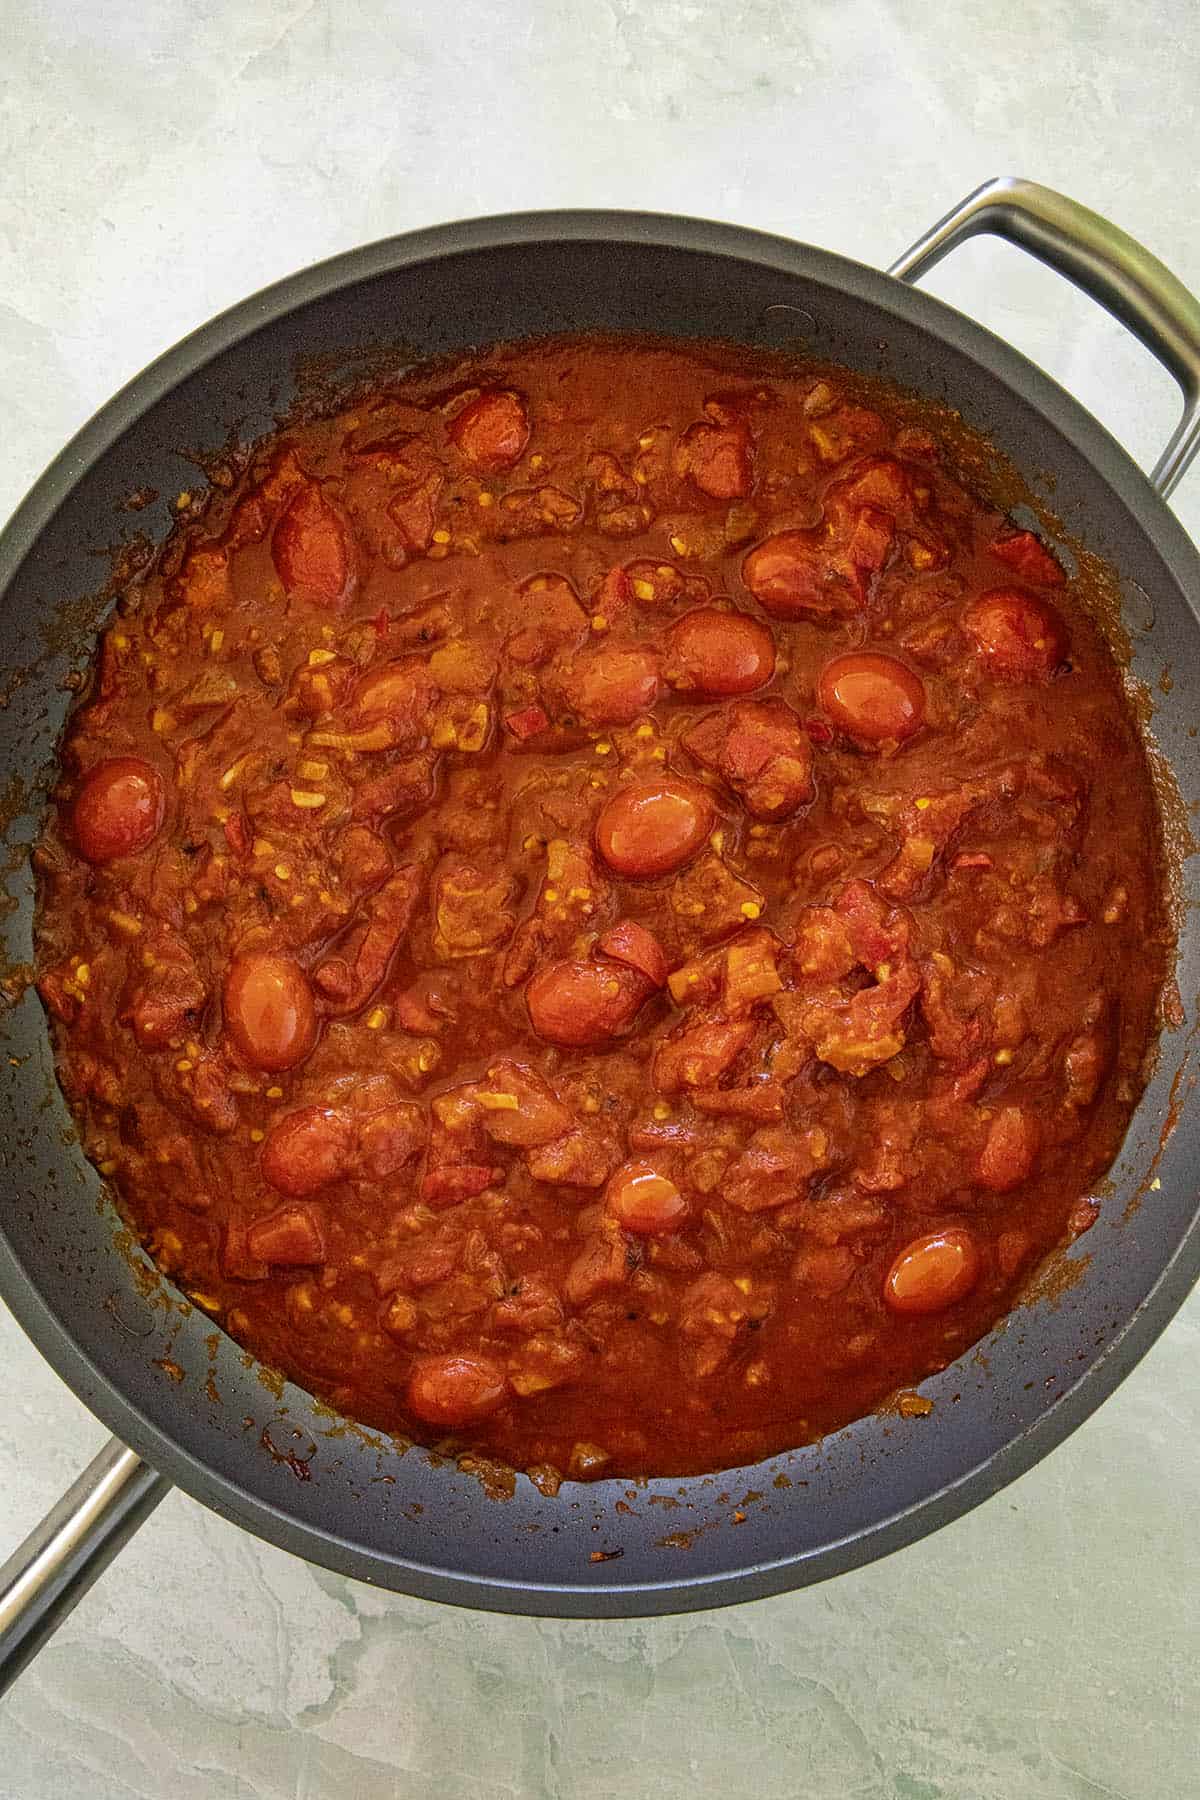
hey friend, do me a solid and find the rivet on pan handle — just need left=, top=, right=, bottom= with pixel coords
left=889, top=176, right=1200, bottom=498
left=0, top=1437, right=169, bottom=1696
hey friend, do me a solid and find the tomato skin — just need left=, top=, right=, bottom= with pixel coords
left=817, top=652, right=926, bottom=744
left=595, top=777, right=715, bottom=878
left=224, top=953, right=318, bottom=1072
left=271, top=482, right=354, bottom=610
left=72, top=757, right=165, bottom=863
left=668, top=607, right=776, bottom=697
left=526, top=958, right=649, bottom=1047
left=883, top=1228, right=981, bottom=1315
left=406, top=1353, right=508, bottom=1427
left=449, top=390, right=530, bottom=471
left=962, top=588, right=1068, bottom=682
left=260, top=1106, right=354, bottom=1197
left=597, top=920, right=670, bottom=988
left=605, top=1160, right=688, bottom=1235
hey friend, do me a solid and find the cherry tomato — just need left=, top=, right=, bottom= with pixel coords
left=449, top=390, right=530, bottom=471
left=260, top=1105, right=354, bottom=1197
left=668, top=607, right=776, bottom=696
left=595, top=777, right=715, bottom=878
left=406, top=1353, right=509, bottom=1427
left=526, top=959, right=649, bottom=1046
left=224, top=952, right=318, bottom=1071
left=883, top=1227, right=981, bottom=1315
left=605, top=1160, right=688, bottom=1235
left=272, top=481, right=354, bottom=609
left=71, top=757, right=165, bottom=864
left=817, top=651, right=926, bottom=744
left=962, top=588, right=1068, bottom=682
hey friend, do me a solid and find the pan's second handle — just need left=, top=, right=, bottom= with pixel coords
left=889, top=176, right=1200, bottom=498
left=0, top=1437, right=170, bottom=1697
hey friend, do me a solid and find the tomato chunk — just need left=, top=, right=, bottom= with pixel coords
left=246, top=1203, right=327, bottom=1267
left=742, top=530, right=858, bottom=618
left=679, top=419, right=753, bottom=500
left=560, top=645, right=661, bottom=726
left=271, top=482, right=354, bottom=609
left=962, top=588, right=1068, bottom=682
left=989, top=528, right=1066, bottom=588
left=526, top=958, right=649, bottom=1046
left=224, top=953, right=318, bottom=1072
left=976, top=1105, right=1040, bottom=1192
left=667, top=607, right=776, bottom=697
left=261, top=1106, right=354, bottom=1197
left=72, top=758, right=165, bottom=863
left=605, top=1160, right=688, bottom=1235
left=449, top=389, right=530, bottom=471
left=682, top=699, right=813, bottom=821
left=884, top=1227, right=981, bottom=1315
left=817, top=652, right=926, bottom=744
left=406, top=1354, right=509, bottom=1427
left=595, top=777, right=715, bottom=878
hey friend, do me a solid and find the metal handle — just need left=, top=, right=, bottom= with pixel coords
left=889, top=176, right=1200, bottom=498
left=0, top=1437, right=170, bottom=1696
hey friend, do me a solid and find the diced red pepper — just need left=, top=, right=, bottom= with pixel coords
left=504, top=704, right=549, bottom=740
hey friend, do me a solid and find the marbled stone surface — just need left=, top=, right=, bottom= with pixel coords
left=1, top=3, right=1197, bottom=1794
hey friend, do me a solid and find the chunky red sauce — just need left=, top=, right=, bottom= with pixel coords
left=35, top=338, right=1171, bottom=1483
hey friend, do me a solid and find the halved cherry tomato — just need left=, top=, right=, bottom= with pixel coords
left=224, top=953, right=318, bottom=1072
left=605, top=1160, right=688, bottom=1235
left=449, top=390, right=530, bottom=471
left=406, top=1353, right=509, bottom=1427
left=817, top=651, right=926, bottom=744
left=667, top=607, right=776, bottom=697
left=595, top=777, right=715, bottom=878
left=71, top=757, right=165, bottom=863
left=884, top=1227, right=981, bottom=1315
left=962, top=588, right=1067, bottom=682
left=526, top=958, right=649, bottom=1046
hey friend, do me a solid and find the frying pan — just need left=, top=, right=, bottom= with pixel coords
left=1, top=178, right=1199, bottom=1687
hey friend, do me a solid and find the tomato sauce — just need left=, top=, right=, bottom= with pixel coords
left=34, top=338, right=1172, bottom=1482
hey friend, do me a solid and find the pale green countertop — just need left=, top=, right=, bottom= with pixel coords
left=1, top=2, right=1197, bottom=1794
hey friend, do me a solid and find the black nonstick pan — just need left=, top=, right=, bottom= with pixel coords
left=1, top=179, right=1198, bottom=1688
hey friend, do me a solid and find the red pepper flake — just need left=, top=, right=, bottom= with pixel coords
left=804, top=716, right=834, bottom=746
left=504, top=704, right=549, bottom=740
left=732, top=1510, right=747, bottom=1524
left=589, top=1547, right=625, bottom=1563
left=223, top=812, right=251, bottom=858
left=370, top=606, right=390, bottom=635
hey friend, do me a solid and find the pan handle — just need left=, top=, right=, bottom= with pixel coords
left=888, top=176, right=1200, bottom=498
left=0, top=1437, right=169, bottom=1696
